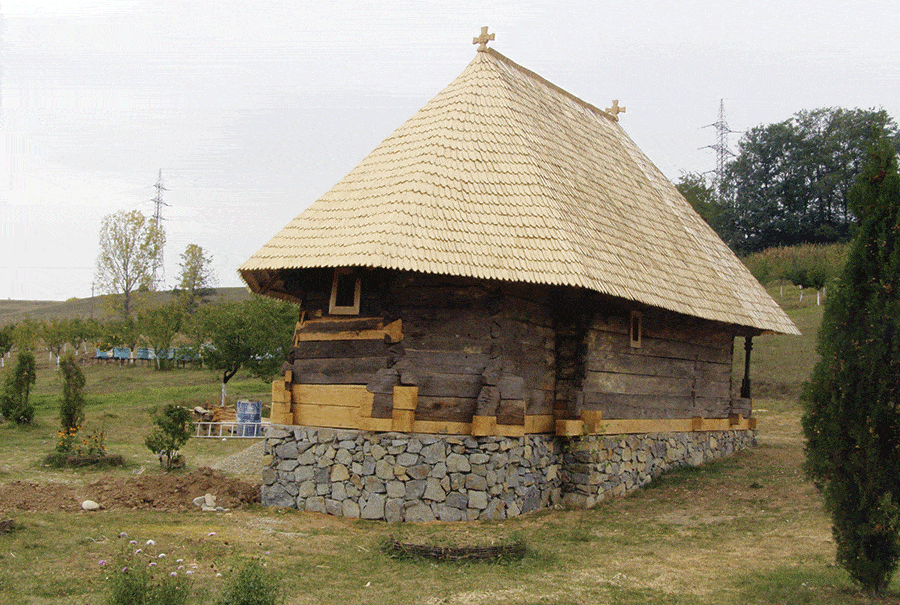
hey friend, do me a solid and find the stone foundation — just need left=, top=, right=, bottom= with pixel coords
left=262, top=426, right=756, bottom=522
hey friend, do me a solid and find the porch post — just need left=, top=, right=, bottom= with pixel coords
left=740, top=336, right=753, bottom=399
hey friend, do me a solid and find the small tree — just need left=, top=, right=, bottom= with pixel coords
left=58, top=352, right=86, bottom=432
left=145, top=404, right=193, bottom=471
left=0, top=350, right=38, bottom=424
left=193, top=297, right=296, bottom=405
left=137, top=303, right=184, bottom=370
left=176, top=243, right=216, bottom=312
left=0, top=324, right=14, bottom=368
left=803, top=138, right=900, bottom=594
left=41, top=318, right=70, bottom=365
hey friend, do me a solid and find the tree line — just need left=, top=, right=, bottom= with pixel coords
left=0, top=294, right=297, bottom=409
left=678, top=107, right=900, bottom=255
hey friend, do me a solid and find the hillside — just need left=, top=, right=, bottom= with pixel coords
left=0, top=287, right=252, bottom=325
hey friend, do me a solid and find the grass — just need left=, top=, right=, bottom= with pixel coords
left=2, top=285, right=900, bottom=604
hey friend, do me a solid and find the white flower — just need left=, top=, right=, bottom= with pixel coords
left=146, top=539, right=156, bottom=546
left=158, top=553, right=166, bottom=559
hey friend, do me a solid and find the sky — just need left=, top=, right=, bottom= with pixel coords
left=2, top=0, right=900, bottom=301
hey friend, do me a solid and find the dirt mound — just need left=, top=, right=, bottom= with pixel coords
left=0, top=468, right=260, bottom=513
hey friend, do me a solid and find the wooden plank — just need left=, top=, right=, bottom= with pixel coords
left=584, top=372, right=694, bottom=397
left=392, top=386, right=419, bottom=411
left=271, top=381, right=290, bottom=404
left=528, top=389, right=555, bottom=415
left=525, top=414, right=555, bottom=433
left=415, top=373, right=484, bottom=399
left=399, top=349, right=490, bottom=375
left=589, top=331, right=731, bottom=364
left=556, top=419, right=585, bottom=436
left=414, top=397, right=477, bottom=422
left=359, top=416, right=393, bottom=432
left=392, top=409, right=415, bottom=432
left=371, top=393, right=394, bottom=418
left=293, top=404, right=362, bottom=429
left=497, top=399, right=525, bottom=426
left=297, top=316, right=386, bottom=334
left=581, top=409, right=603, bottom=433
left=270, top=411, right=294, bottom=425
left=291, top=384, right=373, bottom=408
left=292, top=357, right=387, bottom=381
left=271, top=400, right=292, bottom=416
left=411, top=419, right=472, bottom=435
left=294, top=319, right=402, bottom=343
left=471, top=415, right=497, bottom=436
left=293, top=340, right=391, bottom=359
left=495, top=424, right=526, bottom=437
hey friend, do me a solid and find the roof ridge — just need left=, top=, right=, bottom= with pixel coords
left=483, top=48, right=619, bottom=124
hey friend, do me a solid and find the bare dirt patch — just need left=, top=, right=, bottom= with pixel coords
left=0, top=467, right=259, bottom=513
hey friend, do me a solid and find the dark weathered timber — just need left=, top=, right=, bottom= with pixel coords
left=371, top=393, right=394, bottom=418
left=414, top=373, right=484, bottom=399
left=297, top=316, right=387, bottom=334
left=528, top=389, right=555, bottom=415
left=583, top=393, right=696, bottom=419
left=588, top=331, right=731, bottom=365
left=397, top=349, right=490, bottom=376
left=293, top=340, right=391, bottom=360
left=366, top=368, right=400, bottom=394
left=415, top=396, right=477, bottom=422
left=730, top=397, right=752, bottom=417
left=498, top=375, right=526, bottom=400
left=292, top=357, right=387, bottom=385
left=496, top=399, right=525, bottom=425
left=475, top=386, right=500, bottom=416
left=582, top=392, right=732, bottom=419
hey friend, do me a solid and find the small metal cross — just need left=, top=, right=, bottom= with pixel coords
left=605, top=100, right=626, bottom=121
left=473, top=26, right=495, bottom=51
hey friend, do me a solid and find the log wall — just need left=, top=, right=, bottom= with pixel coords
left=275, top=268, right=744, bottom=432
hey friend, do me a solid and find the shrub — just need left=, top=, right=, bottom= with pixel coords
left=216, top=559, right=283, bottom=605
left=0, top=350, right=37, bottom=424
left=145, top=404, right=193, bottom=471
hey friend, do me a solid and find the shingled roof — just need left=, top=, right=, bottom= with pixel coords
left=240, top=45, right=798, bottom=336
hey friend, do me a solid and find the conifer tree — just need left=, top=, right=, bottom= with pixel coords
left=0, top=350, right=37, bottom=424
left=58, top=352, right=86, bottom=432
left=803, top=137, right=900, bottom=594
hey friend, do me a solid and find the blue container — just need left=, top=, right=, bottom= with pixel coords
left=235, top=400, right=262, bottom=437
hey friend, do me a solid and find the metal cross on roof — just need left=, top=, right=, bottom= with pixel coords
left=473, top=26, right=495, bottom=51
left=605, top=100, right=626, bottom=121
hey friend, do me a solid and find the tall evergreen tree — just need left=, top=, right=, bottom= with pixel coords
left=802, top=137, right=900, bottom=593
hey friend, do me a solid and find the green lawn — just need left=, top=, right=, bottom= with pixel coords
left=2, top=285, right=898, bottom=604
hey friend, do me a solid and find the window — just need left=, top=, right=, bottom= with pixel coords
left=630, top=311, right=642, bottom=348
left=329, top=268, right=361, bottom=315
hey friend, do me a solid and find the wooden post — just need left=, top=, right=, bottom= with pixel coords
left=740, top=336, right=753, bottom=399
left=392, top=386, right=418, bottom=432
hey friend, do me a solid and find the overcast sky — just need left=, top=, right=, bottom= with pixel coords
left=2, top=0, right=899, bottom=301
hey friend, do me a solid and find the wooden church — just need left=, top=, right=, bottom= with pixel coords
left=240, top=29, right=797, bottom=443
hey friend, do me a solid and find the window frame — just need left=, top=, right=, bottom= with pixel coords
left=328, top=268, right=361, bottom=315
